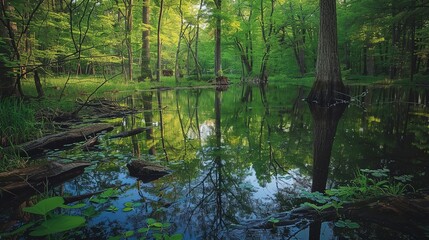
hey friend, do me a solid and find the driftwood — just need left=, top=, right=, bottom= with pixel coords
left=127, top=160, right=170, bottom=183
left=11, top=123, right=113, bottom=156
left=0, top=162, right=90, bottom=208
left=110, top=127, right=146, bottom=139
left=233, top=192, right=429, bottom=239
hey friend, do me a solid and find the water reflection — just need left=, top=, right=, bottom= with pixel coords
left=1, top=84, right=429, bottom=239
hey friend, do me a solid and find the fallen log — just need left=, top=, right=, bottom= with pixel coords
left=127, top=160, right=170, bottom=183
left=11, top=123, right=113, bottom=157
left=0, top=162, right=90, bottom=209
left=110, top=127, right=146, bottom=139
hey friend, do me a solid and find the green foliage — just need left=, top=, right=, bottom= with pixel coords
left=2, top=196, right=86, bottom=238
left=89, top=188, right=120, bottom=204
left=334, top=219, right=360, bottom=229
left=0, top=99, right=39, bottom=144
left=301, top=169, right=415, bottom=213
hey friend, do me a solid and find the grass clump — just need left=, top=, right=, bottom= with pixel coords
left=0, top=98, right=40, bottom=171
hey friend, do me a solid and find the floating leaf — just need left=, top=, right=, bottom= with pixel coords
left=123, top=207, right=133, bottom=212
left=107, top=205, right=119, bottom=212
left=152, top=222, right=163, bottom=228
left=83, top=206, right=97, bottom=217
left=167, top=234, right=184, bottom=240
left=268, top=218, right=280, bottom=224
left=124, top=230, right=134, bottom=237
left=108, top=236, right=121, bottom=240
left=137, top=227, right=149, bottom=233
left=146, top=218, right=156, bottom=225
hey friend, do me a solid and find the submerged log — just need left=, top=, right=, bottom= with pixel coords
left=127, top=160, right=170, bottom=183
left=13, top=123, right=113, bottom=156
left=0, top=162, right=90, bottom=208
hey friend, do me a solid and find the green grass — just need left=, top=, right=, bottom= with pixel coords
left=0, top=99, right=39, bottom=171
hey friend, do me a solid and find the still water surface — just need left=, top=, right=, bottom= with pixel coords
left=3, top=83, right=429, bottom=239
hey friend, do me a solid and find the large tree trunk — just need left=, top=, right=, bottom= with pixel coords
left=307, top=0, right=347, bottom=107
left=139, top=0, right=152, bottom=82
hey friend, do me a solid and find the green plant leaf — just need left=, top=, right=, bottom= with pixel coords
left=83, top=206, right=97, bottom=217
left=124, top=230, right=134, bottom=237
left=107, top=205, right=119, bottom=212
left=162, top=222, right=171, bottom=228
left=167, top=233, right=184, bottom=240
left=146, top=218, right=156, bottom=225
left=108, top=236, right=121, bottom=240
left=268, top=218, right=280, bottom=223
left=335, top=219, right=360, bottom=229
left=123, top=207, right=133, bottom=212
left=0, top=222, right=36, bottom=237
left=29, top=215, right=85, bottom=236
left=152, top=222, right=163, bottom=228
left=23, top=197, right=64, bottom=216
left=137, top=227, right=149, bottom=233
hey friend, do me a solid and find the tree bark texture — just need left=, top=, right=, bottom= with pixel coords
left=214, top=0, right=222, bottom=77
left=0, top=162, right=90, bottom=209
left=307, top=0, right=346, bottom=106
left=10, top=123, right=113, bottom=157
left=156, top=0, right=163, bottom=82
left=139, top=0, right=152, bottom=81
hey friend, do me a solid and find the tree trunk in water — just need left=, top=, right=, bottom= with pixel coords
left=214, top=0, right=222, bottom=77
left=309, top=104, right=347, bottom=192
left=139, top=0, right=152, bottom=82
left=307, top=0, right=347, bottom=107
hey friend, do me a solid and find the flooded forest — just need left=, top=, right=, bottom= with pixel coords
left=1, top=0, right=429, bottom=239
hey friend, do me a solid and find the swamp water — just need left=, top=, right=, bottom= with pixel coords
left=1, top=84, right=429, bottom=239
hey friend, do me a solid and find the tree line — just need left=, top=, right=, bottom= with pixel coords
left=1, top=0, right=428, bottom=98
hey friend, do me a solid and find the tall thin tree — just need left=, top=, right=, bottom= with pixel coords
left=139, top=0, right=152, bottom=81
left=214, top=0, right=222, bottom=77
left=155, top=0, right=164, bottom=82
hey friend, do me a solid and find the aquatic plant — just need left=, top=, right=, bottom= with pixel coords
left=1, top=196, right=86, bottom=237
left=301, top=168, right=415, bottom=229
